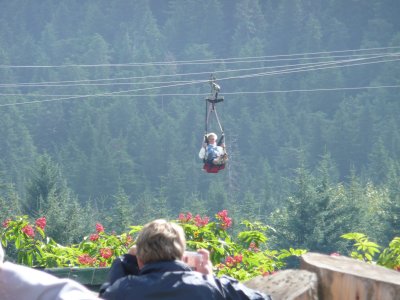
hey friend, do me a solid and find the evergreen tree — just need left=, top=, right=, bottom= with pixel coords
left=108, top=187, right=134, bottom=233
left=0, top=171, right=21, bottom=221
left=25, top=154, right=64, bottom=214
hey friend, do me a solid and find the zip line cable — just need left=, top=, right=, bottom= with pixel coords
left=1, top=85, right=399, bottom=98
left=0, top=85, right=399, bottom=108
left=0, top=51, right=395, bottom=70
left=0, top=52, right=398, bottom=89
left=215, top=56, right=400, bottom=83
left=0, top=56, right=399, bottom=108
left=2, top=56, right=400, bottom=96
left=0, top=45, right=399, bottom=69
left=0, top=50, right=397, bottom=87
left=1, top=56, right=399, bottom=100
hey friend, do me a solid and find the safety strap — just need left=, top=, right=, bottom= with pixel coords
left=204, top=75, right=224, bottom=144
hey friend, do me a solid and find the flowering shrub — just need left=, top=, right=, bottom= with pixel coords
left=1, top=216, right=46, bottom=266
left=341, top=233, right=400, bottom=272
left=1, top=210, right=306, bottom=281
left=1, top=216, right=137, bottom=268
left=177, top=212, right=306, bottom=280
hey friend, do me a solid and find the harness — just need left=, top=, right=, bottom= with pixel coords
left=202, top=76, right=228, bottom=173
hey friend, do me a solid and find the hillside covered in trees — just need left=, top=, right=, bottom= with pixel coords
left=0, top=0, right=399, bottom=254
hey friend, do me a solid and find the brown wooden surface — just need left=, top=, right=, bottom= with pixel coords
left=245, top=269, right=318, bottom=300
left=301, top=252, right=400, bottom=300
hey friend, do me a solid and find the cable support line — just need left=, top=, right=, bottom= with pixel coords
left=0, top=78, right=198, bottom=88
left=0, top=78, right=210, bottom=107
left=0, top=52, right=384, bottom=87
left=0, top=50, right=397, bottom=70
left=214, top=56, right=400, bottom=83
left=0, top=55, right=398, bottom=107
left=1, top=52, right=397, bottom=88
left=223, top=85, right=400, bottom=94
left=0, top=54, right=396, bottom=110
left=0, top=55, right=397, bottom=108
left=0, top=92, right=209, bottom=97
left=0, top=84, right=398, bottom=107
left=0, top=57, right=351, bottom=87
left=1, top=84, right=399, bottom=98
left=0, top=46, right=399, bottom=69
left=207, top=56, right=398, bottom=85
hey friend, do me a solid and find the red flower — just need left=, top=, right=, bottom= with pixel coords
left=21, top=225, right=35, bottom=238
left=89, top=234, right=99, bottom=241
left=178, top=212, right=192, bottom=223
left=78, top=254, right=96, bottom=266
left=217, top=210, right=228, bottom=218
left=216, top=210, right=232, bottom=229
left=95, top=223, right=104, bottom=233
left=35, top=217, right=46, bottom=230
left=194, top=215, right=209, bottom=227
left=225, top=256, right=235, bottom=266
left=99, top=261, right=107, bottom=267
left=2, top=218, right=11, bottom=228
left=225, top=254, right=242, bottom=267
left=100, top=248, right=113, bottom=259
left=330, top=252, right=340, bottom=257
left=234, top=254, right=243, bottom=264
left=249, top=242, right=260, bottom=252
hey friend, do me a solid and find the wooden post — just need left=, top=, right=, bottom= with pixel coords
left=245, top=269, right=318, bottom=300
left=301, top=252, right=400, bottom=300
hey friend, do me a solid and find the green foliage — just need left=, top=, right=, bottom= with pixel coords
left=1, top=216, right=134, bottom=268
left=1, top=216, right=46, bottom=266
left=178, top=211, right=306, bottom=281
left=0, top=0, right=400, bottom=260
left=341, top=233, right=400, bottom=270
left=1, top=211, right=306, bottom=282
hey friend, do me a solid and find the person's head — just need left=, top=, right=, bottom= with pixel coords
left=136, top=219, right=186, bottom=267
left=207, top=133, right=218, bottom=143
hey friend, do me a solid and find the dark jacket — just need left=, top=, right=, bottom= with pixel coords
left=100, top=254, right=270, bottom=300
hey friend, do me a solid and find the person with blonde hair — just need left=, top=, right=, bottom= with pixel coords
left=0, top=244, right=99, bottom=300
left=199, top=132, right=225, bottom=164
left=100, top=219, right=270, bottom=300
left=199, top=132, right=227, bottom=173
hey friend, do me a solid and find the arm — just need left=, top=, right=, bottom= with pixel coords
left=187, top=249, right=269, bottom=299
left=108, top=254, right=139, bottom=284
left=218, top=275, right=271, bottom=300
left=99, top=253, right=139, bottom=296
left=199, top=147, right=206, bottom=159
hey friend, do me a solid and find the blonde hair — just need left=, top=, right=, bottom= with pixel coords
left=207, top=133, right=218, bottom=140
left=136, top=219, right=186, bottom=264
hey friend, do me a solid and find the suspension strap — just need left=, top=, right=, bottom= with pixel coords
left=205, top=75, right=224, bottom=137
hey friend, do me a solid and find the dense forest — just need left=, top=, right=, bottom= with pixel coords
left=0, top=0, right=399, bottom=255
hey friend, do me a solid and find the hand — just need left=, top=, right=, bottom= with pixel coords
left=128, top=245, right=137, bottom=256
left=195, top=249, right=213, bottom=275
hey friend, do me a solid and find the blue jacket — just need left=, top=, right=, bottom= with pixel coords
left=100, top=256, right=270, bottom=300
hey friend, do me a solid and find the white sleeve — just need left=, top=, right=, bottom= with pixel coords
left=199, top=147, right=206, bottom=159
left=217, top=146, right=224, bottom=155
left=0, top=262, right=100, bottom=300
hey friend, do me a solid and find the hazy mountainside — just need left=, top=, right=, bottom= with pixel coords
left=0, top=0, right=399, bottom=250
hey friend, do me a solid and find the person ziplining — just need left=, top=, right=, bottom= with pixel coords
left=199, top=76, right=228, bottom=173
